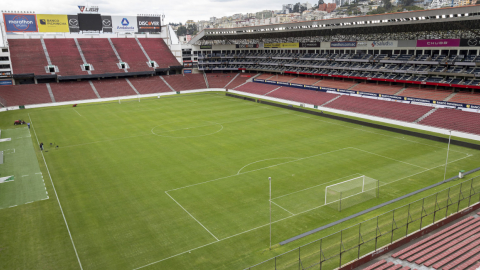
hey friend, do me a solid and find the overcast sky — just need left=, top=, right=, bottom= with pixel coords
left=0, top=0, right=327, bottom=25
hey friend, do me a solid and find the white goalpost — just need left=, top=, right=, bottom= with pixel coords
left=325, top=175, right=379, bottom=211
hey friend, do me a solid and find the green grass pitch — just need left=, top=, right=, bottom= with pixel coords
left=0, top=92, right=479, bottom=270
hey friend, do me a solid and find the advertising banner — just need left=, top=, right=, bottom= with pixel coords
left=236, top=44, right=259, bottom=48
left=112, top=16, right=138, bottom=32
left=330, top=41, right=356, bottom=48
left=78, top=13, right=102, bottom=31
left=37, top=14, right=69, bottom=32
left=264, top=43, right=299, bottom=48
left=200, top=45, right=212, bottom=49
left=67, top=15, right=80, bottom=32
left=137, top=16, right=161, bottom=32
left=0, top=80, right=13, bottom=85
left=460, top=38, right=480, bottom=47
left=416, top=39, right=460, bottom=47
left=101, top=15, right=112, bottom=32
left=300, top=42, right=321, bottom=48
left=3, top=13, right=38, bottom=32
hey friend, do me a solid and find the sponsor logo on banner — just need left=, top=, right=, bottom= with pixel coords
left=67, top=15, right=79, bottom=32
left=112, top=16, right=137, bottom=32
left=37, top=14, right=69, bottom=32
left=460, top=38, right=480, bottom=47
left=416, top=39, right=460, bottom=47
left=277, top=82, right=290, bottom=85
left=305, top=85, right=319, bottom=90
left=330, top=41, right=356, bottom=48
left=357, top=42, right=368, bottom=47
left=299, top=42, right=320, bottom=48
left=137, top=16, right=161, bottom=32
left=3, top=14, right=38, bottom=32
left=265, top=80, right=277, bottom=84
left=200, top=45, right=212, bottom=49
left=264, top=43, right=299, bottom=48
left=371, top=41, right=397, bottom=47
left=184, top=70, right=192, bottom=74
left=337, top=89, right=356, bottom=94
left=289, top=83, right=304, bottom=87
left=78, top=5, right=99, bottom=13
left=236, top=44, right=259, bottom=48
left=101, top=16, right=112, bottom=32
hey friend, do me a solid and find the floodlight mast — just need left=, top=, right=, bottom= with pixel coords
left=269, top=176, right=272, bottom=250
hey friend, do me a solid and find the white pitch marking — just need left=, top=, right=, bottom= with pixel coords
left=21, top=175, right=29, bottom=177
left=73, top=108, right=82, bottom=117
left=271, top=201, right=294, bottom=215
left=271, top=173, right=362, bottom=200
left=351, top=147, right=429, bottom=170
left=165, top=191, right=219, bottom=241
left=166, top=147, right=352, bottom=192
left=237, top=157, right=298, bottom=175
left=28, top=113, right=84, bottom=270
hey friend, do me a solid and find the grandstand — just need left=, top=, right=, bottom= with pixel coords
left=1, top=6, right=480, bottom=270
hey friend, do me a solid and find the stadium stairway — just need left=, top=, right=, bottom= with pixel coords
left=44, top=39, right=85, bottom=76
left=91, top=78, right=137, bottom=98
left=234, top=82, right=279, bottom=95
left=127, top=76, right=173, bottom=94
left=137, top=38, right=180, bottom=69
left=8, top=39, right=49, bottom=75
left=419, top=108, right=480, bottom=135
left=0, top=84, right=52, bottom=106
left=77, top=38, right=121, bottom=74
left=49, top=81, right=99, bottom=102
left=161, top=74, right=207, bottom=91
left=266, top=86, right=339, bottom=106
left=228, top=74, right=259, bottom=89
left=324, top=95, right=432, bottom=122
left=110, top=38, right=150, bottom=73
left=206, top=73, right=240, bottom=88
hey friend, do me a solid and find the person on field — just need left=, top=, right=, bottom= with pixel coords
left=27, top=122, right=30, bottom=129
left=40, top=142, right=44, bottom=151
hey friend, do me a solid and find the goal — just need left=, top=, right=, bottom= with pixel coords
left=325, top=175, right=379, bottom=211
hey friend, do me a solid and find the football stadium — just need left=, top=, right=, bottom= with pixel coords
left=1, top=5, right=480, bottom=270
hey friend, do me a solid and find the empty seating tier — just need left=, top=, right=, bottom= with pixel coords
left=228, top=74, right=258, bottom=89
left=44, top=39, right=85, bottom=76
left=77, top=39, right=121, bottom=74
left=449, top=92, right=480, bottom=106
left=8, top=39, right=48, bottom=75
left=352, top=83, right=404, bottom=95
left=315, top=79, right=357, bottom=89
left=234, top=82, right=279, bottom=95
left=399, top=88, right=452, bottom=101
left=324, top=95, right=432, bottom=122
left=419, top=108, right=480, bottom=135
left=162, top=74, right=207, bottom=91
left=127, top=76, right=172, bottom=94
left=206, top=73, right=239, bottom=88
left=256, top=73, right=275, bottom=80
left=50, top=81, right=98, bottom=102
left=92, top=79, right=137, bottom=98
left=266, top=86, right=338, bottom=106
left=289, top=77, right=321, bottom=85
left=0, top=84, right=52, bottom=106
left=268, top=74, right=297, bottom=82
left=110, top=38, right=149, bottom=73
left=137, top=38, right=180, bottom=69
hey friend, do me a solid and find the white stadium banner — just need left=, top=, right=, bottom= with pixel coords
left=112, top=16, right=137, bottom=32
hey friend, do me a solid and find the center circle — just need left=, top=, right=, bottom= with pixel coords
left=151, top=121, right=223, bottom=138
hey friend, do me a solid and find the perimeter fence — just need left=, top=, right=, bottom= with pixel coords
left=246, top=175, right=480, bottom=270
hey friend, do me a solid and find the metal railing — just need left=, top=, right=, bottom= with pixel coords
left=246, top=175, right=480, bottom=270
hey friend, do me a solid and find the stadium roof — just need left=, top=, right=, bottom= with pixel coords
left=189, top=5, right=480, bottom=44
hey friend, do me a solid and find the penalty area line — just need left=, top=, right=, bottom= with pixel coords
left=28, top=113, right=84, bottom=270
left=165, top=191, right=219, bottom=241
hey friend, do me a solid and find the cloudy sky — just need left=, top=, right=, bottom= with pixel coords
left=0, top=0, right=325, bottom=24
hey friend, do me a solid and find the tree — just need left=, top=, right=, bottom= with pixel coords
left=318, top=0, right=324, bottom=5
left=176, top=26, right=187, bottom=36
left=382, top=0, right=392, bottom=10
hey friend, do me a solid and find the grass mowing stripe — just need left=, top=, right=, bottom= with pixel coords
left=28, top=113, right=84, bottom=270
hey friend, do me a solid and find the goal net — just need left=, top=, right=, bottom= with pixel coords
left=325, top=175, right=379, bottom=211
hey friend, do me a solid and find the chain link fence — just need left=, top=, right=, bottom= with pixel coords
left=246, top=175, right=480, bottom=270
